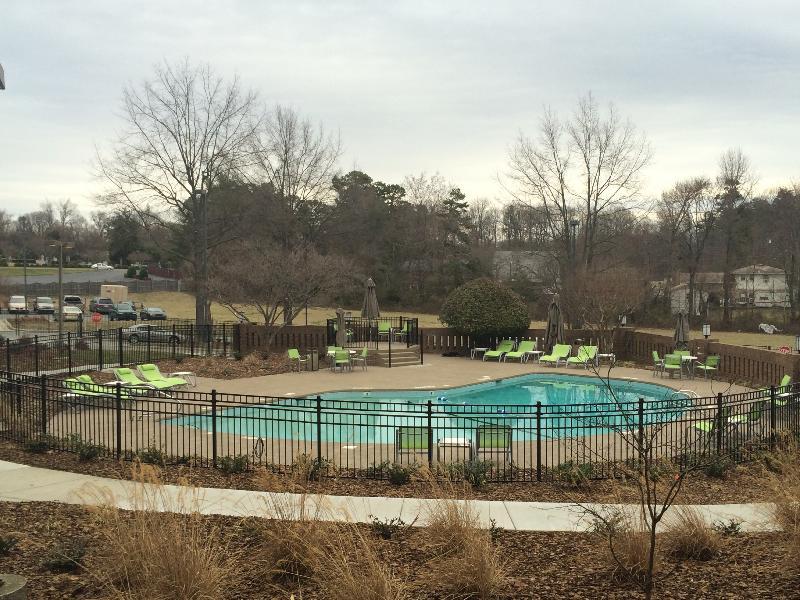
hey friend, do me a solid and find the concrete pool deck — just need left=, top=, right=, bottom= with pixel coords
left=0, top=460, right=777, bottom=532
left=190, top=354, right=753, bottom=399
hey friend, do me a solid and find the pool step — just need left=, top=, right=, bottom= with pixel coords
left=370, top=346, right=421, bottom=367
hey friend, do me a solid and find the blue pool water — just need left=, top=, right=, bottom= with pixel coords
left=170, top=374, right=690, bottom=442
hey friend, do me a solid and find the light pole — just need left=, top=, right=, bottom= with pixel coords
left=49, top=240, right=73, bottom=339
left=194, top=167, right=211, bottom=329
left=569, top=219, right=579, bottom=270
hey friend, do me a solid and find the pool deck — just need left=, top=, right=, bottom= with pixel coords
left=191, top=354, right=752, bottom=399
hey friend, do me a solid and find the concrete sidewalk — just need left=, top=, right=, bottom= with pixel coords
left=0, top=460, right=776, bottom=532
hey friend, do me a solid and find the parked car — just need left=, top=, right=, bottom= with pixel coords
left=33, top=296, right=55, bottom=314
left=89, top=297, right=115, bottom=314
left=63, top=295, right=85, bottom=311
left=90, top=262, right=114, bottom=270
left=139, top=306, right=167, bottom=320
left=121, top=323, right=181, bottom=344
left=7, top=295, right=28, bottom=314
left=55, top=305, right=83, bottom=322
left=109, top=302, right=138, bottom=321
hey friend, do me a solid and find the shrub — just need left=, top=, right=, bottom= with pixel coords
left=89, top=463, right=239, bottom=597
left=712, top=518, right=743, bottom=537
left=664, top=507, right=720, bottom=561
left=461, top=459, right=493, bottom=488
left=137, top=266, right=149, bottom=280
left=125, top=266, right=137, bottom=278
left=703, top=453, right=734, bottom=478
left=607, top=528, right=655, bottom=586
left=553, top=460, right=592, bottom=487
left=23, top=437, right=50, bottom=453
left=292, top=453, right=332, bottom=482
left=137, top=445, right=167, bottom=466
left=42, top=538, right=86, bottom=572
left=218, top=454, right=249, bottom=474
left=387, top=462, right=416, bottom=486
left=369, top=516, right=409, bottom=540
left=439, top=278, right=529, bottom=344
left=0, top=534, right=18, bottom=556
left=65, top=434, right=105, bottom=462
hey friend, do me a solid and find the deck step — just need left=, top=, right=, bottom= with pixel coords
left=369, top=345, right=422, bottom=367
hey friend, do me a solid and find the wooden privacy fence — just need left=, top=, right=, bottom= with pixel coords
left=238, top=324, right=327, bottom=355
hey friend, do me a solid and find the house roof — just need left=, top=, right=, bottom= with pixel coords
left=731, top=264, right=785, bottom=275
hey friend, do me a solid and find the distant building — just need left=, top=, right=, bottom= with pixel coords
left=667, top=272, right=724, bottom=315
left=732, top=264, right=789, bottom=307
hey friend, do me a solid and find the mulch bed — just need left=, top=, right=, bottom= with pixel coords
left=0, top=500, right=797, bottom=599
left=0, top=439, right=777, bottom=504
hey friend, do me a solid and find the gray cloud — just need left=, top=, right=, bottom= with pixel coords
left=1, top=0, right=798, bottom=215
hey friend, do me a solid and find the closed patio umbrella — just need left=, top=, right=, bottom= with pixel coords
left=361, top=277, right=380, bottom=320
left=544, top=297, right=565, bottom=352
left=335, top=308, right=347, bottom=347
left=674, top=312, right=690, bottom=350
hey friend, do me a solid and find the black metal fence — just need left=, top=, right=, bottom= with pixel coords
left=0, top=324, right=238, bottom=376
left=325, top=316, right=419, bottom=349
left=1, top=366, right=797, bottom=483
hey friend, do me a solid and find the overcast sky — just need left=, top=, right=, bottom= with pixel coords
left=1, top=0, right=799, bottom=216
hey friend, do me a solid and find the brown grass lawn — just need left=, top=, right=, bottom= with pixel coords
left=129, top=292, right=792, bottom=348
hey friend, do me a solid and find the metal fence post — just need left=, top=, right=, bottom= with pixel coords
left=98, top=329, right=104, bottom=371
left=67, top=332, right=73, bottom=375
left=190, top=324, right=195, bottom=357
left=637, top=397, right=644, bottom=452
left=211, top=389, right=218, bottom=468
left=34, top=335, right=39, bottom=376
left=536, top=401, right=542, bottom=482
left=5, top=338, right=10, bottom=373
left=716, top=392, right=724, bottom=455
left=222, top=323, right=228, bottom=357
left=115, top=383, right=122, bottom=460
left=388, top=332, right=392, bottom=368
left=207, top=325, right=212, bottom=356
left=770, top=385, right=777, bottom=450
left=420, top=328, right=424, bottom=365
left=171, top=324, right=177, bottom=360
left=40, top=374, right=47, bottom=436
left=427, top=399, right=433, bottom=469
left=118, top=327, right=124, bottom=366
left=146, top=327, right=151, bottom=363
left=316, top=395, right=323, bottom=465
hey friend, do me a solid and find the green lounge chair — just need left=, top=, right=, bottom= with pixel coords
left=333, top=349, right=351, bottom=372
left=395, top=426, right=429, bottom=463
left=476, top=425, right=512, bottom=463
left=351, top=346, right=369, bottom=370
left=566, top=345, right=598, bottom=369
left=503, top=340, right=535, bottom=362
left=730, top=400, right=765, bottom=426
left=662, top=354, right=682, bottom=378
left=114, top=367, right=173, bottom=391
left=287, top=348, right=308, bottom=372
left=690, top=406, right=732, bottom=444
left=695, top=355, right=719, bottom=379
left=652, top=351, right=665, bottom=377
left=483, top=339, right=515, bottom=361
left=63, top=377, right=130, bottom=399
left=761, top=374, right=793, bottom=406
left=138, top=364, right=189, bottom=389
left=539, top=344, right=571, bottom=367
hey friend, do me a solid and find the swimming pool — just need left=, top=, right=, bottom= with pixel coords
left=170, top=374, right=691, bottom=443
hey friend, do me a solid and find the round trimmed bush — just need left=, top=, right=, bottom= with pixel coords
left=440, top=278, right=530, bottom=344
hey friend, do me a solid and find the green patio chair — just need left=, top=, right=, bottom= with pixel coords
left=483, top=339, right=515, bottom=361
left=351, top=346, right=369, bottom=370
left=566, top=345, right=598, bottom=369
left=504, top=340, right=535, bottom=362
left=662, top=354, right=682, bottom=378
left=761, top=374, right=793, bottom=406
left=333, top=349, right=351, bottom=372
left=476, top=425, right=512, bottom=463
left=394, top=321, right=411, bottom=341
left=652, top=351, right=665, bottom=377
left=114, top=367, right=172, bottom=391
left=690, top=406, right=732, bottom=440
left=138, top=363, right=189, bottom=389
left=287, top=348, right=308, bottom=372
left=539, top=344, right=571, bottom=367
left=395, top=426, right=429, bottom=463
left=695, top=355, right=719, bottom=379
left=377, top=320, right=392, bottom=341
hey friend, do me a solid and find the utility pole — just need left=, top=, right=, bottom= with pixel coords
left=49, top=240, right=73, bottom=340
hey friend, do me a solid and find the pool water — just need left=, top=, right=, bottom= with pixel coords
left=170, top=374, right=690, bottom=443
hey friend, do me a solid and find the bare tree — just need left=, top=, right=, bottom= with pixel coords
left=253, top=105, right=341, bottom=211
left=97, top=59, right=260, bottom=326
left=507, top=93, right=652, bottom=272
left=209, top=240, right=352, bottom=349
left=657, top=177, right=716, bottom=322
left=56, top=199, right=77, bottom=229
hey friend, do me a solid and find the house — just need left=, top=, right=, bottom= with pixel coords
left=733, top=265, right=789, bottom=307
left=667, top=272, right=724, bottom=315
